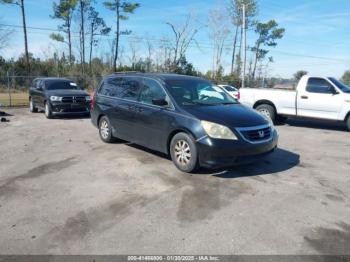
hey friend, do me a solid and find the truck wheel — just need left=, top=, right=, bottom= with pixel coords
left=29, top=98, right=38, bottom=113
left=44, top=102, right=52, bottom=119
left=170, top=132, right=199, bottom=173
left=256, top=104, right=276, bottom=123
left=346, top=115, right=350, bottom=131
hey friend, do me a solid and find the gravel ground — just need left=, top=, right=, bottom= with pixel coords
left=0, top=108, right=349, bottom=255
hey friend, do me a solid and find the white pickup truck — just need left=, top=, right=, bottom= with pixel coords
left=239, top=75, right=350, bottom=130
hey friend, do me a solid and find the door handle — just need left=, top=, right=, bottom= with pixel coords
left=301, top=96, right=308, bottom=99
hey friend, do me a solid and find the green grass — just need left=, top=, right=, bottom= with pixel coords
left=0, top=92, right=29, bottom=106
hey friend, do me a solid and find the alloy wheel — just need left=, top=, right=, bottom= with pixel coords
left=45, top=103, right=49, bottom=117
left=174, top=140, right=191, bottom=165
left=100, top=120, right=109, bottom=139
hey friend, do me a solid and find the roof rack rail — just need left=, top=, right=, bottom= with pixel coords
left=113, top=71, right=142, bottom=74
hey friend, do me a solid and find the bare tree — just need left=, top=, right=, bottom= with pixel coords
left=228, top=0, right=257, bottom=75
left=128, top=37, right=140, bottom=69
left=50, top=0, right=77, bottom=66
left=166, top=13, right=199, bottom=71
left=208, top=6, right=230, bottom=80
left=1, top=0, right=30, bottom=73
left=0, top=21, right=14, bottom=51
left=145, top=37, right=153, bottom=72
left=104, top=0, right=140, bottom=71
left=87, top=6, right=110, bottom=72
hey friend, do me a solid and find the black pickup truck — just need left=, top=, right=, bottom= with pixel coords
left=29, top=78, right=91, bottom=118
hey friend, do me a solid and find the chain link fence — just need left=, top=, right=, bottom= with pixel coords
left=0, top=74, right=101, bottom=107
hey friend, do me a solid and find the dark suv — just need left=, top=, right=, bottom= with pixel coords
left=29, top=78, right=91, bottom=118
left=91, top=73, right=278, bottom=172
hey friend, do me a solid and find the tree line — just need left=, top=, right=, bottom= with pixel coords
left=2, top=0, right=348, bottom=88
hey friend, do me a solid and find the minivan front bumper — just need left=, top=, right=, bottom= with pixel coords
left=196, top=129, right=278, bottom=168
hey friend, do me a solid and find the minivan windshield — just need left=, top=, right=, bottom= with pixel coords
left=165, top=79, right=237, bottom=106
left=45, top=80, right=78, bottom=90
left=328, top=77, right=350, bottom=93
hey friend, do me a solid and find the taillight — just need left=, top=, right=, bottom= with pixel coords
left=237, top=92, right=240, bottom=100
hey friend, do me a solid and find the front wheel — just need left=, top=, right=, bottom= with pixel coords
left=29, top=98, right=38, bottom=113
left=255, top=104, right=276, bottom=123
left=346, top=115, right=350, bottom=131
left=44, top=102, right=52, bottom=119
left=170, top=132, right=199, bottom=173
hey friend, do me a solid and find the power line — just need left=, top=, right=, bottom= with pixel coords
left=1, top=23, right=350, bottom=63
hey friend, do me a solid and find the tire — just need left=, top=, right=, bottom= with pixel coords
left=44, top=101, right=52, bottom=119
left=170, top=132, right=199, bottom=173
left=29, top=98, right=38, bottom=113
left=98, top=116, right=115, bottom=143
left=255, top=104, right=276, bottom=123
left=346, top=115, right=350, bottom=131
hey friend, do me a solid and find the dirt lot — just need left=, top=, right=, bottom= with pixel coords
left=0, top=108, right=350, bottom=255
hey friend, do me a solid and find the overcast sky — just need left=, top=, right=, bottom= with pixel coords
left=1, top=0, right=350, bottom=78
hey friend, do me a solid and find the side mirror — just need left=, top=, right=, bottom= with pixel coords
left=152, top=98, right=168, bottom=106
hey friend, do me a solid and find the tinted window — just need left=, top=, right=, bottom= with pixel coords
left=99, top=77, right=123, bottom=97
left=165, top=78, right=236, bottom=106
left=139, top=78, right=166, bottom=105
left=45, top=80, right=78, bottom=90
left=119, top=77, right=140, bottom=101
left=306, top=78, right=334, bottom=94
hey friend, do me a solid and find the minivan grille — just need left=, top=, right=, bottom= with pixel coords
left=237, top=125, right=272, bottom=143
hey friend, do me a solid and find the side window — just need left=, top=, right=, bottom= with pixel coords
left=306, top=78, right=335, bottom=94
left=36, top=80, right=43, bottom=90
left=139, top=78, right=166, bottom=105
left=119, top=77, right=140, bottom=101
left=32, top=80, right=37, bottom=88
left=98, top=77, right=123, bottom=97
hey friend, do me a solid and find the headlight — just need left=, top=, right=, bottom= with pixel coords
left=201, top=120, right=238, bottom=140
left=85, top=96, right=92, bottom=101
left=50, top=96, right=62, bottom=102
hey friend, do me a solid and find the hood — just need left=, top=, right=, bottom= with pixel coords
left=46, top=89, right=90, bottom=97
left=184, top=103, right=269, bottom=128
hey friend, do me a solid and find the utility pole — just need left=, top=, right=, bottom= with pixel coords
left=241, top=3, right=246, bottom=89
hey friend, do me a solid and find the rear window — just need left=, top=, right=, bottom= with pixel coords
left=98, top=76, right=141, bottom=101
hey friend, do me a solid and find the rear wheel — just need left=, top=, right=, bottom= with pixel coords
left=255, top=104, right=276, bottom=123
left=44, top=102, right=52, bottom=119
left=346, top=115, right=350, bottom=131
left=98, top=116, right=115, bottom=143
left=170, top=132, right=199, bottom=173
left=29, top=98, right=38, bottom=113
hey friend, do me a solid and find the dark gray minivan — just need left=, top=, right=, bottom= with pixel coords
left=91, top=73, right=278, bottom=172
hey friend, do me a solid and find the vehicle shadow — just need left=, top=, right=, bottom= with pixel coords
left=210, top=148, right=300, bottom=178
left=124, top=141, right=299, bottom=178
left=0, top=110, right=13, bottom=117
left=278, top=118, right=347, bottom=132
